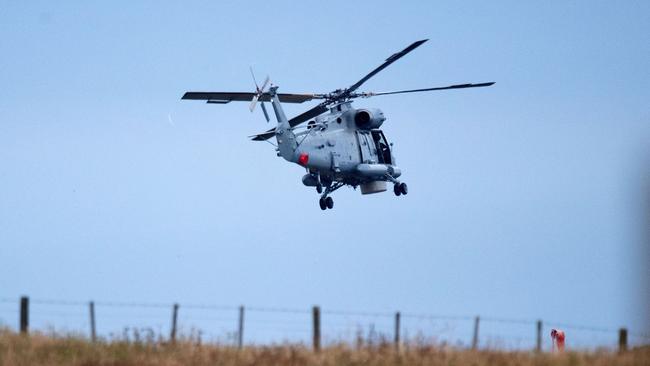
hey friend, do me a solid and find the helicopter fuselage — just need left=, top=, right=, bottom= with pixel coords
left=284, top=102, right=401, bottom=195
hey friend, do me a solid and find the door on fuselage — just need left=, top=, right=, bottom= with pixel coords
left=356, top=131, right=377, bottom=163
left=371, top=130, right=392, bottom=165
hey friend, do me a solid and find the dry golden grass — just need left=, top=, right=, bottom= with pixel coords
left=0, top=329, right=648, bottom=366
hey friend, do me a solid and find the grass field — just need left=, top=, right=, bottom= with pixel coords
left=0, top=329, right=648, bottom=366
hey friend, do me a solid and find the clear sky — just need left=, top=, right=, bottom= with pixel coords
left=1, top=1, right=648, bottom=348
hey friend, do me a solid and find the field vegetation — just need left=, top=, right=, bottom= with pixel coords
left=0, top=329, right=647, bottom=366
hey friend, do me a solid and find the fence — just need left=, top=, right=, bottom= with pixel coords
left=0, top=296, right=648, bottom=352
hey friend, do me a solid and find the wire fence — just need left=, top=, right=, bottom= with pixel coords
left=0, top=296, right=647, bottom=351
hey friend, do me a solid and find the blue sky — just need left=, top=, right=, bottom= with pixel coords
left=0, top=1, right=648, bottom=348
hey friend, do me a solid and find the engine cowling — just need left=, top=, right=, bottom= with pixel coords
left=354, top=108, right=385, bottom=130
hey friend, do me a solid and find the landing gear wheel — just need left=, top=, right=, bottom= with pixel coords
left=394, top=184, right=402, bottom=196
left=325, top=196, right=334, bottom=209
left=316, top=184, right=323, bottom=194
left=399, top=182, right=408, bottom=195
left=319, top=198, right=327, bottom=210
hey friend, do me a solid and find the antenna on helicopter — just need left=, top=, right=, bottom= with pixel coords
left=249, top=67, right=271, bottom=123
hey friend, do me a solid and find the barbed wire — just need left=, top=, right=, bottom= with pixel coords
left=481, top=316, right=538, bottom=325
left=31, top=299, right=89, bottom=306
left=182, top=303, right=238, bottom=311
left=247, top=306, right=311, bottom=314
left=546, top=321, right=650, bottom=339
left=546, top=321, right=617, bottom=334
left=0, top=296, right=648, bottom=339
left=323, top=309, right=394, bottom=318
left=402, top=312, right=475, bottom=322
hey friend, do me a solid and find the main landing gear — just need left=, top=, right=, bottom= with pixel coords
left=317, top=182, right=344, bottom=210
left=319, top=196, right=334, bottom=210
left=384, top=173, right=407, bottom=197
left=394, top=182, right=408, bottom=196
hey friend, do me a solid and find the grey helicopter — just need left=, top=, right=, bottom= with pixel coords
left=182, top=39, right=494, bottom=210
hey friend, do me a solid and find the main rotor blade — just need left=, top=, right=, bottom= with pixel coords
left=250, top=103, right=329, bottom=141
left=182, top=92, right=323, bottom=104
left=344, top=39, right=428, bottom=95
left=360, top=82, right=495, bottom=97
left=250, top=130, right=276, bottom=141
left=288, top=104, right=329, bottom=128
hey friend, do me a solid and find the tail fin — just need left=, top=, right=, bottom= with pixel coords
left=267, top=85, right=296, bottom=161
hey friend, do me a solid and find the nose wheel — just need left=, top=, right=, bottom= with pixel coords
left=319, top=196, right=334, bottom=210
left=394, top=182, right=408, bottom=196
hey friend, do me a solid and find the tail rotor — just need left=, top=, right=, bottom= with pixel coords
left=259, top=98, right=270, bottom=122
left=249, top=67, right=271, bottom=122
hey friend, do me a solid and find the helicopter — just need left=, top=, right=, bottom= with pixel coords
left=182, top=39, right=494, bottom=210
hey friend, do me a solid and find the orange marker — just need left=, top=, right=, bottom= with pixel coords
left=550, top=329, right=565, bottom=352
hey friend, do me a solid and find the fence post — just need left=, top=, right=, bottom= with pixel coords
left=89, top=301, right=97, bottom=342
left=237, top=305, right=244, bottom=349
left=312, top=306, right=321, bottom=352
left=536, top=320, right=542, bottom=352
left=618, top=328, right=628, bottom=353
left=394, top=311, right=401, bottom=352
left=170, top=303, right=179, bottom=342
left=472, top=316, right=480, bottom=350
left=19, top=296, right=29, bottom=334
